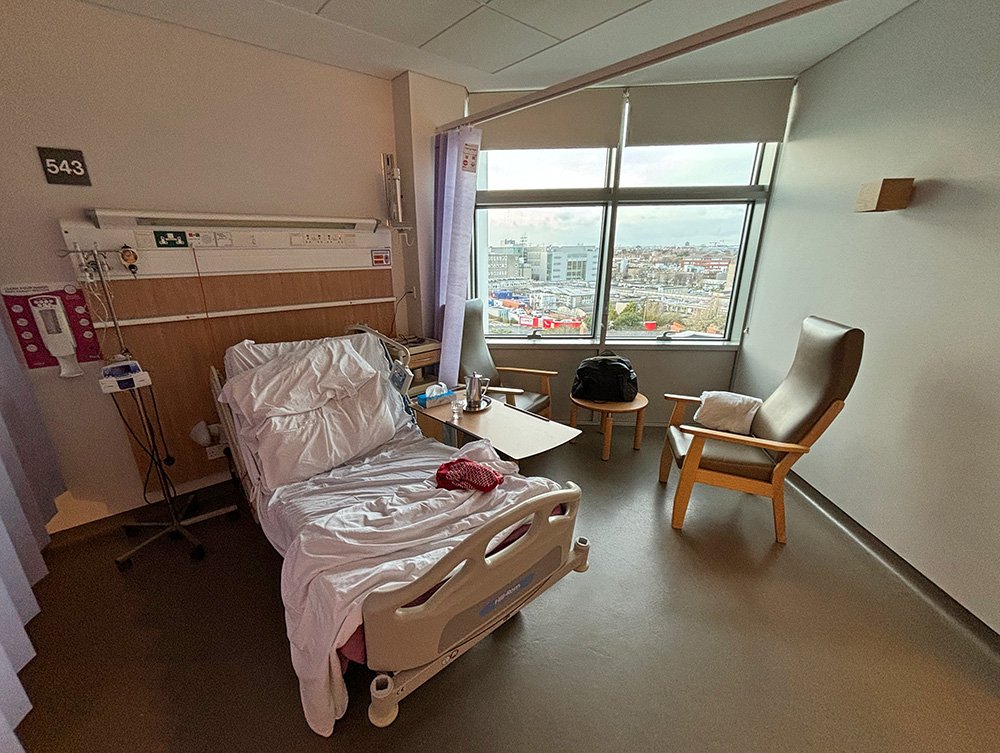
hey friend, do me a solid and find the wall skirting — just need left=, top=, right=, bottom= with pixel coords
left=787, top=472, right=1000, bottom=658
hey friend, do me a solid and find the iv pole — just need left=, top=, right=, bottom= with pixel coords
left=80, top=247, right=239, bottom=571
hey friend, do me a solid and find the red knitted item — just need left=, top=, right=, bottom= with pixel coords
left=435, top=459, right=504, bottom=491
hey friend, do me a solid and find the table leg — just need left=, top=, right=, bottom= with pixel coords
left=602, top=413, right=613, bottom=461
left=634, top=407, right=645, bottom=450
left=569, top=402, right=578, bottom=443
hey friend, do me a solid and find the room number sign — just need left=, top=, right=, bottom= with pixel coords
left=36, top=147, right=91, bottom=186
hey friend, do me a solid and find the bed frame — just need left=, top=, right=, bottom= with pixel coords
left=209, top=357, right=590, bottom=728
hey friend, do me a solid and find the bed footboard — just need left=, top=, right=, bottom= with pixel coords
left=362, top=483, right=590, bottom=727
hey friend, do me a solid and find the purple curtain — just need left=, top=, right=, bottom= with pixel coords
left=0, top=326, right=63, bottom=751
left=433, top=126, right=482, bottom=387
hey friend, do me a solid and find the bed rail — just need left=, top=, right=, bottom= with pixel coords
left=362, top=483, right=590, bottom=726
left=209, top=365, right=256, bottom=517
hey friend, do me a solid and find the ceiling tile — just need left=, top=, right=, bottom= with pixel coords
left=488, top=0, right=648, bottom=40
left=318, top=0, right=481, bottom=47
left=269, top=0, right=326, bottom=13
left=422, top=7, right=558, bottom=73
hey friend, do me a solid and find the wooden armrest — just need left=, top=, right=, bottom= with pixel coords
left=678, top=425, right=809, bottom=454
left=663, top=393, right=702, bottom=404
left=486, top=385, right=524, bottom=395
left=496, top=367, right=558, bottom=377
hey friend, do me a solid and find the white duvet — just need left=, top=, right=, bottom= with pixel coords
left=220, top=333, right=562, bottom=736
left=258, top=428, right=561, bottom=736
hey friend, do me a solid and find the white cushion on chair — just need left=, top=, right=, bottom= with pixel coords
left=693, top=391, right=763, bottom=435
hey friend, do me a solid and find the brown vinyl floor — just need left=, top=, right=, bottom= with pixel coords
left=17, top=427, right=1000, bottom=752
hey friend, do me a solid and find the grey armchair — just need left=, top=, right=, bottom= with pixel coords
left=459, top=299, right=556, bottom=417
left=660, top=316, right=864, bottom=543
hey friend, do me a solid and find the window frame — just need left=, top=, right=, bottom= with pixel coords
left=472, top=95, right=778, bottom=348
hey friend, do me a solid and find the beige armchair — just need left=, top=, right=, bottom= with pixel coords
left=660, top=316, right=864, bottom=543
left=459, top=299, right=556, bottom=417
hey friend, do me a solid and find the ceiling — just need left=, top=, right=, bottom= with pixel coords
left=82, top=0, right=918, bottom=91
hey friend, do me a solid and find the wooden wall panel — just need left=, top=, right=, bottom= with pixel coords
left=199, top=269, right=393, bottom=311
left=115, top=319, right=221, bottom=484
left=116, top=300, right=395, bottom=486
left=85, top=277, right=206, bottom=320
left=88, top=269, right=394, bottom=325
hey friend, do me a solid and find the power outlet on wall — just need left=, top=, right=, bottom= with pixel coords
left=206, top=444, right=227, bottom=460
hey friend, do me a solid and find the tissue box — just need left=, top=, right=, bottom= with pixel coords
left=417, top=390, right=455, bottom=409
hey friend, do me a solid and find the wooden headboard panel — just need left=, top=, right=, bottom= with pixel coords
left=86, top=269, right=395, bottom=486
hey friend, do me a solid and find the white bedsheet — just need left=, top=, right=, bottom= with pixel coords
left=257, top=426, right=562, bottom=737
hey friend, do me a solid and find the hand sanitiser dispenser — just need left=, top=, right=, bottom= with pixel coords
left=28, top=295, right=83, bottom=378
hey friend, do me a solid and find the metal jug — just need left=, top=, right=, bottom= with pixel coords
left=465, top=373, right=490, bottom=409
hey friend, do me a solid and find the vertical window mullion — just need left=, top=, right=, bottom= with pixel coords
left=596, top=89, right=630, bottom=347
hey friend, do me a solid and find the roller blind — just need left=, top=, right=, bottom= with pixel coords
left=626, top=80, right=795, bottom=145
left=470, top=80, right=794, bottom=150
left=468, top=88, right=624, bottom=150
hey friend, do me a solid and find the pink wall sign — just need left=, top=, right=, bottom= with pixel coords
left=2, top=283, right=102, bottom=369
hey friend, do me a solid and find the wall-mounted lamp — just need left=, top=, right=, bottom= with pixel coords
left=855, top=178, right=914, bottom=212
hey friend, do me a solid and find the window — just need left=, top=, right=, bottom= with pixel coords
left=608, top=204, right=749, bottom=339
left=474, top=206, right=604, bottom=336
left=619, top=143, right=758, bottom=187
left=473, top=107, right=776, bottom=343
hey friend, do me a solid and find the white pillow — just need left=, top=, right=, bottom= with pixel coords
left=254, top=375, right=395, bottom=489
left=221, top=340, right=375, bottom=425
left=219, top=340, right=396, bottom=489
left=693, top=391, right=763, bottom=435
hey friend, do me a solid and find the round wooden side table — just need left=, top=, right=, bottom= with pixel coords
left=568, top=393, right=648, bottom=461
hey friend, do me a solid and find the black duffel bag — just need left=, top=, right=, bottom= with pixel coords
left=571, top=351, right=638, bottom=402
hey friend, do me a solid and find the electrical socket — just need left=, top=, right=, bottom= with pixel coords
left=206, top=444, right=227, bottom=460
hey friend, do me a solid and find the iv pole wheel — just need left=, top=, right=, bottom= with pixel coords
left=190, top=545, right=206, bottom=562
left=116, top=558, right=133, bottom=573
left=226, top=509, right=241, bottom=522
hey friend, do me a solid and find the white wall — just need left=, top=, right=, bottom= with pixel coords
left=734, top=0, right=1000, bottom=630
left=0, top=0, right=396, bottom=530
left=391, top=71, right=467, bottom=338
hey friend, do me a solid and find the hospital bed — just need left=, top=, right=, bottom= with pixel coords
left=210, top=331, right=589, bottom=735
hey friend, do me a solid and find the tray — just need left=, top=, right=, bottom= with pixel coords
left=462, top=396, right=492, bottom=413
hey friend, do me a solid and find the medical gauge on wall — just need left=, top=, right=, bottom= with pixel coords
left=28, top=295, right=83, bottom=377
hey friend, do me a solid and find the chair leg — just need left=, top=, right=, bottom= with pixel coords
left=671, top=459, right=698, bottom=529
left=569, top=402, right=578, bottom=443
left=659, top=437, right=673, bottom=483
left=772, top=482, right=787, bottom=544
left=671, top=436, right=704, bottom=530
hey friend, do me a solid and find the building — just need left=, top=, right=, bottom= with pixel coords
left=547, top=245, right=599, bottom=282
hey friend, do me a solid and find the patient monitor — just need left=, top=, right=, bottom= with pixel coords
left=28, top=295, right=83, bottom=378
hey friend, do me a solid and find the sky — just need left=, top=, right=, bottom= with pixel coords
left=480, top=145, right=755, bottom=248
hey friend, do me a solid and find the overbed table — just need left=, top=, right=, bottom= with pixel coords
left=411, top=391, right=581, bottom=460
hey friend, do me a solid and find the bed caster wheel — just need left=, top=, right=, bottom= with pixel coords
left=116, top=558, right=133, bottom=572
left=190, top=545, right=206, bottom=562
left=226, top=509, right=241, bottom=522
left=369, top=675, right=398, bottom=728
left=368, top=702, right=398, bottom=728
left=572, top=536, right=590, bottom=573
left=123, top=525, right=141, bottom=539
